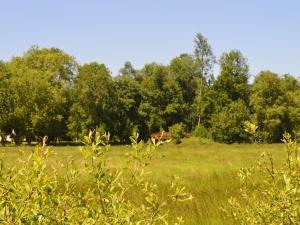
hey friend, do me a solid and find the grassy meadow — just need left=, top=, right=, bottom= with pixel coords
left=0, top=138, right=287, bottom=225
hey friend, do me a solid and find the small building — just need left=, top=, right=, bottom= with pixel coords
left=150, top=131, right=172, bottom=141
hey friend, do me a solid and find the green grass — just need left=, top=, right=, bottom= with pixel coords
left=0, top=138, right=287, bottom=225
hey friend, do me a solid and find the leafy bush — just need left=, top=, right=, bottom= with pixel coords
left=0, top=131, right=191, bottom=224
left=243, top=121, right=259, bottom=143
left=192, top=125, right=213, bottom=144
left=193, top=125, right=210, bottom=138
left=211, top=100, right=250, bottom=143
left=294, top=127, right=300, bottom=142
left=169, top=123, right=186, bottom=144
left=227, top=133, right=300, bottom=224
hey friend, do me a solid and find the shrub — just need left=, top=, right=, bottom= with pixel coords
left=227, top=133, right=300, bottom=224
left=243, top=121, right=258, bottom=143
left=192, top=125, right=213, bottom=144
left=169, top=123, right=186, bottom=144
left=294, top=127, right=300, bottom=142
left=211, top=100, right=250, bottom=143
left=193, top=124, right=209, bottom=138
left=0, top=131, right=191, bottom=224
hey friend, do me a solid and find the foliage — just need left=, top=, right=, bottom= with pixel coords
left=169, top=123, right=187, bottom=144
left=227, top=133, right=300, bottom=224
left=243, top=121, right=258, bottom=143
left=0, top=139, right=290, bottom=224
left=194, top=33, right=216, bottom=80
left=0, top=61, right=13, bottom=135
left=4, top=47, right=76, bottom=142
left=168, top=54, right=198, bottom=130
left=0, top=34, right=299, bottom=144
left=68, top=62, right=115, bottom=139
left=250, top=71, right=300, bottom=143
left=192, top=125, right=213, bottom=144
left=214, top=50, right=250, bottom=103
left=138, top=63, right=169, bottom=133
left=192, top=124, right=210, bottom=139
left=193, top=33, right=216, bottom=127
left=0, top=131, right=191, bottom=224
left=211, top=100, right=250, bottom=143
left=113, top=73, right=143, bottom=142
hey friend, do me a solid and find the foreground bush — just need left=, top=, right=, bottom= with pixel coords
left=227, top=133, right=300, bottom=224
left=0, top=132, right=191, bottom=224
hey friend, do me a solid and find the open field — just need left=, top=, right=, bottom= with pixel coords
left=0, top=138, right=287, bottom=224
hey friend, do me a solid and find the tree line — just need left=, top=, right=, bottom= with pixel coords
left=0, top=33, right=299, bottom=144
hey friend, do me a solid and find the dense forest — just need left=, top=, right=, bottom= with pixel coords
left=0, top=33, right=299, bottom=144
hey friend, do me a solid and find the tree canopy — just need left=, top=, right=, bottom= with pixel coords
left=0, top=36, right=299, bottom=144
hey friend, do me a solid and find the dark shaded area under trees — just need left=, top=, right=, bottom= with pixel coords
left=0, top=34, right=299, bottom=144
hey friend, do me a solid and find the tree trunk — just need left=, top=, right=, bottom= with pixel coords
left=197, top=77, right=203, bottom=127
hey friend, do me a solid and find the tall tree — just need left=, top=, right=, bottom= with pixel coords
left=281, top=75, right=300, bottom=139
left=6, top=47, right=77, bottom=142
left=250, top=71, right=287, bottom=142
left=0, top=61, right=13, bottom=141
left=138, top=63, right=169, bottom=134
left=119, top=61, right=137, bottom=78
left=163, top=74, right=186, bottom=129
left=68, top=62, right=115, bottom=139
left=193, top=33, right=216, bottom=126
left=169, top=54, right=198, bottom=128
left=114, top=73, right=142, bottom=142
left=214, top=50, right=249, bottom=104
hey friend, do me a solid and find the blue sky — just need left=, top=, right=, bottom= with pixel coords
left=1, top=0, right=299, bottom=79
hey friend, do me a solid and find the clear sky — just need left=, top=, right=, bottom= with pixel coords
left=1, top=0, right=300, bottom=79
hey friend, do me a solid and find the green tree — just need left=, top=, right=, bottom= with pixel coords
left=193, top=33, right=216, bottom=126
left=163, top=75, right=186, bottom=128
left=280, top=74, right=300, bottom=91
left=138, top=63, right=169, bottom=134
left=119, top=61, right=137, bottom=78
left=211, top=100, right=250, bottom=143
left=250, top=71, right=288, bottom=142
left=114, top=71, right=143, bottom=142
left=138, top=63, right=187, bottom=135
left=68, top=62, right=115, bottom=140
left=6, top=47, right=77, bottom=142
left=214, top=50, right=250, bottom=103
left=169, top=54, right=198, bottom=129
left=280, top=75, right=300, bottom=140
left=288, top=89, right=300, bottom=140
left=0, top=61, right=13, bottom=142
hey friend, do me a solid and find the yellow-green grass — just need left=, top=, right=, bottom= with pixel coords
left=0, top=138, right=287, bottom=224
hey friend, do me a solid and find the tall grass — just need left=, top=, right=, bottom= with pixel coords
left=0, top=138, right=286, bottom=224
